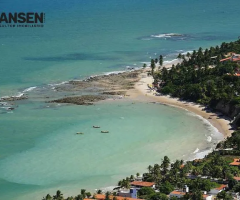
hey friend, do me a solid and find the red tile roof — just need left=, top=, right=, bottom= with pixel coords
left=234, top=177, right=240, bottom=181
left=215, top=184, right=227, bottom=191
left=170, top=191, right=186, bottom=196
left=94, top=194, right=106, bottom=200
left=220, top=57, right=231, bottom=62
left=131, top=181, right=155, bottom=187
left=230, top=159, right=240, bottom=166
left=92, top=194, right=142, bottom=200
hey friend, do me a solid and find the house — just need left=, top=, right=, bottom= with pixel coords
left=130, top=181, right=155, bottom=189
left=229, top=159, right=240, bottom=167
left=169, top=191, right=186, bottom=198
left=220, top=53, right=240, bottom=64
left=117, top=188, right=137, bottom=198
left=93, top=194, right=142, bottom=200
left=208, top=184, right=228, bottom=195
left=203, top=194, right=212, bottom=200
left=233, top=177, right=240, bottom=182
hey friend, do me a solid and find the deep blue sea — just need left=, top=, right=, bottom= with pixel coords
left=0, top=0, right=239, bottom=199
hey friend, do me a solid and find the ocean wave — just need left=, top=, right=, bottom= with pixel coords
left=207, top=136, right=212, bottom=142
left=151, top=33, right=183, bottom=38
left=48, top=81, right=68, bottom=87
left=192, top=148, right=213, bottom=160
left=186, top=112, right=224, bottom=140
left=163, top=58, right=179, bottom=64
left=193, top=148, right=199, bottom=154
left=23, top=86, right=37, bottom=93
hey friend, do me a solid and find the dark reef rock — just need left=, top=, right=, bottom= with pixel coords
left=48, top=95, right=107, bottom=105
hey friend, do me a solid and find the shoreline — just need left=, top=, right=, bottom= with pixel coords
left=128, top=67, right=233, bottom=138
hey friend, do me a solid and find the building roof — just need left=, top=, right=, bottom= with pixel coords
left=234, top=177, right=240, bottom=181
left=230, top=158, right=240, bottom=166
left=92, top=194, right=142, bottom=200
left=220, top=57, right=231, bottom=62
left=215, top=184, right=227, bottom=191
left=170, top=191, right=186, bottom=196
left=130, top=181, right=155, bottom=187
left=94, top=194, right=106, bottom=199
left=203, top=194, right=212, bottom=199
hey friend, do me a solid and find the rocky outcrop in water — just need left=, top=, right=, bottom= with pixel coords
left=48, top=95, right=107, bottom=105
left=101, top=91, right=126, bottom=95
left=0, top=95, right=28, bottom=101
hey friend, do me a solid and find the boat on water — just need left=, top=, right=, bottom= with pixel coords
left=93, top=126, right=100, bottom=128
left=101, top=131, right=109, bottom=133
left=76, top=132, right=84, bottom=135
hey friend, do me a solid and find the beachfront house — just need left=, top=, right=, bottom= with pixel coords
left=169, top=191, right=186, bottom=199
left=117, top=188, right=137, bottom=199
left=203, top=194, right=213, bottom=200
left=130, top=181, right=155, bottom=189
left=92, top=194, right=142, bottom=200
left=220, top=53, right=240, bottom=64
left=233, top=177, right=240, bottom=182
left=208, top=184, right=228, bottom=195
left=229, top=158, right=240, bottom=167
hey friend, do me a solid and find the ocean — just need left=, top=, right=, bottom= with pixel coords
left=0, top=0, right=239, bottom=199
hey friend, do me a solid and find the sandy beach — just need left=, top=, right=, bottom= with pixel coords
left=128, top=67, right=233, bottom=138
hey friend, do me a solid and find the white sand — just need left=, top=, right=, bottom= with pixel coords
left=128, top=68, right=233, bottom=138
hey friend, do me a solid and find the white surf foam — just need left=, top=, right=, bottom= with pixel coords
left=48, top=81, right=68, bottom=87
left=206, top=136, right=212, bottom=142
left=192, top=148, right=213, bottom=160
left=151, top=33, right=182, bottom=38
left=186, top=112, right=223, bottom=140
left=23, top=86, right=37, bottom=93
left=193, top=148, right=199, bottom=154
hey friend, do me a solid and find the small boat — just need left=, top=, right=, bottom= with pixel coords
left=101, top=131, right=109, bottom=133
left=76, top=132, right=84, bottom=135
left=93, top=126, right=100, bottom=128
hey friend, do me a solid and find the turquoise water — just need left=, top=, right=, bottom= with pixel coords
left=0, top=101, right=222, bottom=199
left=0, top=0, right=238, bottom=199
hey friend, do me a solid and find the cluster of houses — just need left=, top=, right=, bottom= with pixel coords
left=85, top=179, right=228, bottom=200
left=86, top=158, right=240, bottom=200
left=82, top=174, right=237, bottom=200
left=220, top=52, right=240, bottom=77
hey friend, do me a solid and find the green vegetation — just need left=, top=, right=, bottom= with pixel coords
left=43, top=40, right=240, bottom=200
left=154, top=40, right=240, bottom=112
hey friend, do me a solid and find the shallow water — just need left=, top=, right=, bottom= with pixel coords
left=0, top=0, right=238, bottom=199
left=0, top=101, right=223, bottom=199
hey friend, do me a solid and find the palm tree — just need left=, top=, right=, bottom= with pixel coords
left=66, top=197, right=74, bottom=200
left=147, top=165, right=153, bottom=173
left=118, top=180, right=122, bottom=187
left=75, top=195, right=83, bottom=200
left=151, top=59, right=156, bottom=75
left=81, top=189, right=86, bottom=198
left=97, top=190, right=102, bottom=194
left=105, top=192, right=111, bottom=200
left=53, top=190, right=63, bottom=200
left=86, top=192, right=91, bottom=198
left=42, top=194, right=52, bottom=200
left=130, top=175, right=134, bottom=181
left=161, top=156, right=170, bottom=175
